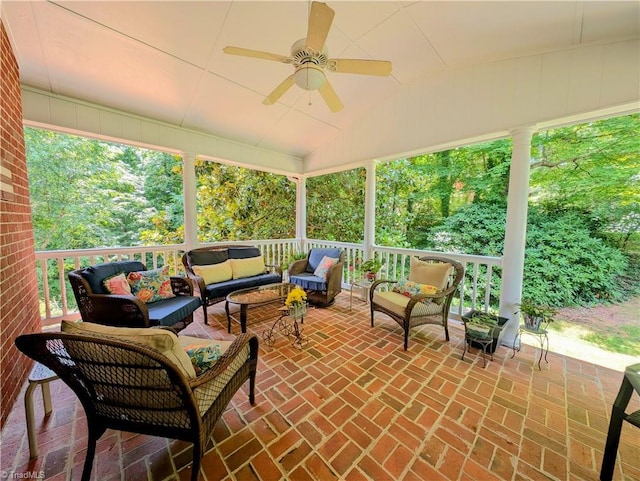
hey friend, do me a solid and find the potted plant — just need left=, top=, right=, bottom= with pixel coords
left=465, top=313, right=498, bottom=339
left=360, top=258, right=383, bottom=281
left=285, top=286, right=307, bottom=319
left=517, top=299, right=557, bottom=331
left=461, top=309, right=509, bottom=353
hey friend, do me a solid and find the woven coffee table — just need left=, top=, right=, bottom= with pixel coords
left=225, top=282, right=297, bottom=333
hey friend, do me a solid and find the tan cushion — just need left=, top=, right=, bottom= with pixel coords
left=373, top=291, right=443, bottom=318
left=193, top=260, right=233, bottom=285
left=229, top=255, right=266, bottom=279
left=409, top=257, right=452, bottom=290
left=60, top=320, right=197, bottom=379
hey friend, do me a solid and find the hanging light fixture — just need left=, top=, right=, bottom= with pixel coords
left=293, top=64, right=326, bottom=90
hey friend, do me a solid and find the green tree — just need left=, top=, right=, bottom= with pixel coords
left=195, top=161, right=295, bottom=242
left=26, top=128, right=149, bottom=249
left=307, top=169, right=365, bottom=242
left=375, top=138, right=512, bottom=249
left=531, top=114, right=640, bottom=252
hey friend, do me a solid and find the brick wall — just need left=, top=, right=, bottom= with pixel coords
left=0, top=19, right=42, bottom=429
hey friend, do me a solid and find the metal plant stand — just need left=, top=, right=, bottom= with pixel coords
left=263, top=305, right=308, bottom=349
left=462, top=332, right=495, bottom=368
left=511, top=324, right=549, bottom=370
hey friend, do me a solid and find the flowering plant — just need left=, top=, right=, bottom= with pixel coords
left=285, top=287, right=307, bottom=307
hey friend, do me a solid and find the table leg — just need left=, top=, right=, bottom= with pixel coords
left=225, top=301, right=232, bottom=333
left=511, top=329, right=522, bottom=359
left=240, top=304, right=248, bottom=333
left=350, top=284, right=354, bottom=310
left=601, top=377, right=633, bottom=481
left=25, top=382, right=39, bottom=458
left=535, top=332, right=549, bottom=370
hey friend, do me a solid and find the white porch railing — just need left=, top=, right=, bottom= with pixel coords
left=35, top=238, right=502, bottom=326
left=305, top=239, right=503, bottom=319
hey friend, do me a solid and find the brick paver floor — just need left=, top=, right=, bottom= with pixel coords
left=2, top=293, right=639, bottom=480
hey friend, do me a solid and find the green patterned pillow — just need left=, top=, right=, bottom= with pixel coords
left=184, top=346, right=220, bottom=375
left=181, top=339, right=228, bottom=375
left=127, top=267, right=175, bottom=304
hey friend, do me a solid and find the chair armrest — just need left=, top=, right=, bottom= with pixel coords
left=405, top=285, right=459, bottom=312
left=370, top=279, right=396, bottom=290
left=189, top=333, right=259, bottom=389
left=288, top=259, right=307, bottom=276
left=170, top=276, right=194, bottom=296
left=265, top=263, right=283, bottom=277
left=325, top=261, right=344, bottom=292
left=87, top=293, right=151, bottom=327
left=185, top=272, right=207, bottom=294
left=369, top=279, right=396, bottom=302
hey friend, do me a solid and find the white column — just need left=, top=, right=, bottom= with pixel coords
left=499, top=126, right=536, bottom=345
left=182, top=152, right=198, bottom=251
left=363, top=160, right=377, bottom=258
left=295, top=176, right=307, bottom=251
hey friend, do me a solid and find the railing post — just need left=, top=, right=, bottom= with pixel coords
left=294, top=176, right=306, bottom=253
left=364, top=160, right=377, bottom=259
left=182, top=152, right=198, bottom=251
left=500, top=126, right=536, bottom=345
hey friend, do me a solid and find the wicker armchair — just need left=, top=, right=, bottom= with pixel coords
left=15, top=330, right=258, bottom=481
left=369, top=255, right=464, bottom=350
left=69, top=261, right=201, bottom=332
left=289, top=248, right=345, bottom=307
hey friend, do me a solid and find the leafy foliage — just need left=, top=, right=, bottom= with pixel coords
left=307, top=169, right=365, bottom=242
left=26, top=128, right=183, bottom=249
left=430, top=202, right=629, bottom=307
left=25, top=113, right=640, bottom=315
left=195, top=161, right=295, bottom=241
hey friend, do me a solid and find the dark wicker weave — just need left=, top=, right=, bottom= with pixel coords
left=15, top=331, right=258, bottom=481
left=369, top=255, right=465, bottom=350
left=69, top=265, right=198, bottom=332
left=288, top=250, right=345, bottom=307
left=182, top=245, right=283, bottom=322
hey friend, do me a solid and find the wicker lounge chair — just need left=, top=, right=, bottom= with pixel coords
left=15, top=329, right=258, bottom=481
left=288, top=248, right=345, bottom=307
left=369, top=255, right=464, bottom=350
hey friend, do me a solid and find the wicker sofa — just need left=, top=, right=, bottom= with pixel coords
left=69, top=260, right=201, bottom=332
left=182, top=245, right=282, bottom=323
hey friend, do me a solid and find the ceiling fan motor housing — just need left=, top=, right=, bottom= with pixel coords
left=291, top=38, right=328, bottom=90
left=291, top=38, right=328, bottom=69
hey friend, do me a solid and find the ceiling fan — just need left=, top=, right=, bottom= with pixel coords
left=223, top=1, right=392, bottom=113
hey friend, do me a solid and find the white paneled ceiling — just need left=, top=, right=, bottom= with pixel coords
left=2, top=1, right=639, bottom=159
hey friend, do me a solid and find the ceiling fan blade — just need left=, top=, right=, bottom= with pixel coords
left=331, top=59, right=392, bottom=76
left=306, top=2, right=335, bottom=51
left=318, top=79, right=343, bottom=113
left=263, top=75, right=296, bottom=105
left=223, top=46, right=290, bottom=63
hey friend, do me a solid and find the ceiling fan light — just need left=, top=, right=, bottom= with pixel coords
left=294, top=66, right=326, bottom=90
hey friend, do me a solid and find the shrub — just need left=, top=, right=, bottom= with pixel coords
left=430, top=203, right=629, bottom=307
